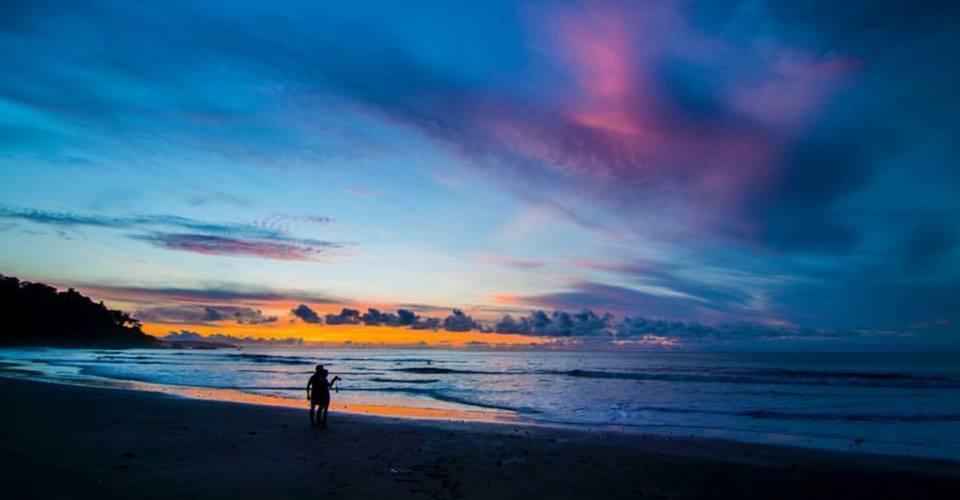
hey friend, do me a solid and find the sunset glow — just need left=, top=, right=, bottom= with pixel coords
left=0, top=0, right=957, bottom=350
left=2, top=3, right=959, bottom=498
left=141, top=321, right=549, bottom=347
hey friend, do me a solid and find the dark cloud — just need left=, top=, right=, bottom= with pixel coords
left=771, top=279, right=960, bottom=334
left=495, top=310, right=613, bottom=336
left=352, top=308, right=435, bottom=330
left=409, top=317, right=440, bottom=331
left=487, top=308, right=914, bottom=349
left=163, top=330, right=303, bottom=346
left=324, top=308, right=361, bottom=325
left=317, top=307, right=448, bottom=331
left=612, top=316, right=853, bottom=348
left=361, top=308, right=393, bottom=325
left=442, top=309, right=479, bottom=332
left=396, top=309, right=418, bottom=326
left=135, top=305, right=277, bottom=325
left=291, top=304, right=321, bottom=324
left=360, top=308, right=422, bottom=327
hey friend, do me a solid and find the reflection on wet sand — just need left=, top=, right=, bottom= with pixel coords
left=177, top=385, right=519, bottom=422
left=1, top=369, right=520, bottom=424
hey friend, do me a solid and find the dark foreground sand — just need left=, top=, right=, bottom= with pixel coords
left=0, top=378, right=957, bottom=499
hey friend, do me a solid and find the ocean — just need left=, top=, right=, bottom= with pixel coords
left=1, top=348, right=958, bottom=460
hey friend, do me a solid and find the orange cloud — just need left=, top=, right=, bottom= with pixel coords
left=489, top=294, right=521, bottom=305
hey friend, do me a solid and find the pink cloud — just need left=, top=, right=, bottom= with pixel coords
left=472, top=0, right=860, bottom=220
left=732, top=51, right=859, bottom=130
left=137, top=233, right=339, bottom=261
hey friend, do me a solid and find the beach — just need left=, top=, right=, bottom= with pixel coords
left=1, top=378, right=957, bottom=499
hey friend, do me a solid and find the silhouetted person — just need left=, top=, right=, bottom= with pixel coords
left=307, top=364, right=341, bottom=427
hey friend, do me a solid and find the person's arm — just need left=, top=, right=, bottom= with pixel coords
left=306, top=377, right=313, bottom=400
left=328, top=376, right=341, bottom=388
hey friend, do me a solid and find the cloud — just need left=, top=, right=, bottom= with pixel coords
left=494, top=310, right=613, bottom=336
left=359, top=308, right=422, bottom=326
left=472, top=254, right=545, bottom=269
left=332, top=308, right=424, bottom=326
left=610, top=315, right=908, bottom=349
left=135, top=305, right=277, bottom=325
left=442, top=309, right=480, bottom=332
left=0, top=207, right=130, bottom=229
left=181, top=190, right=247, bottom=208
left=1, top=0, right=853, bottom=250
left=361, top=308, right=391, bottom=325
left=321, top=306, right=439, bottom=330
left=163, top=330, right=303, bottom=346
left=409, top=317, right=441, bottom=331
left=513, top=281, right=718, bottom=320
left=487, top=308, right=913, bottom=349
left=133, top=233, right=340, bottom=261
left=71, top=283, right=341, bottom=306
left=0, top=207, right=281, bottom=238
left=566, top=258, right=773, bottom=318
left=2, top=0, right=958, bottom=342
left=0, top=206, right=345, bottom=261
left=302, top=215, right=334, bottom=225
left=291, top=304, right=321, bottom=324
left=324, top=308, right=361, bottom=325
left=268, top=0, right=866, bottom=255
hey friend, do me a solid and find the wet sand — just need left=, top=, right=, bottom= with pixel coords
left=0, top=377, right=957, bottom=499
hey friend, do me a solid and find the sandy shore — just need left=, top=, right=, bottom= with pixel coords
left=0, top=378, right=957, bottom=499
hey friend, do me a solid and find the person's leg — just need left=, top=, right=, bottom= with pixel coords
left=321, top=405, right=329, bottom=427
left=310, top=403, right=316, bottom=425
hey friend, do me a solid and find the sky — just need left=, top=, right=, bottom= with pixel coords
left=1, top=0, right=958, bottom=349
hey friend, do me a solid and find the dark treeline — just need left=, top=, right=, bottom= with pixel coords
left=0, top=274, right=157, bottom=347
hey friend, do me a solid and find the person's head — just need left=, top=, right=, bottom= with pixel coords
left=315, top=364, right=324, bottom=373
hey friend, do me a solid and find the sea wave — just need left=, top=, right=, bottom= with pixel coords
left=330, top=357, right=448, bottom=364
left=25, top=351, right=960, bottom=390
left=620, top=405, right=960, bottom=423
left=739, top=409, right=960, bottom=422
left=383, top=365, right=960, bottom=388
left=346, top=386, right=533, bottom=413
left=391, top=367, right=501, bottom=375
left=369, top=377, right=439, bottom=384
left=546, top=368, right=960, bottom=388
left=234, top=353, right=315, bottom=365
left=384, top=364, right=960, bottom=389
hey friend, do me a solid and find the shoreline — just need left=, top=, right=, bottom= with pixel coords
left=1, top=377, right=958, bottom=498
left=2, top=365, right=959, bottom=463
